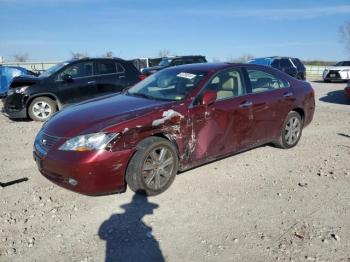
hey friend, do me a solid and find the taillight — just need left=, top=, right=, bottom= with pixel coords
left=138, top=74, right=146, bottom=81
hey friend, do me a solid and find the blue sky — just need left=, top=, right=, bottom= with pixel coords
left=1, top=0, right=350, bottom=62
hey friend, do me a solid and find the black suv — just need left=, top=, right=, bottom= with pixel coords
left=248, top=57, right=306, bottom=80
left=2, top=58, right=142, bottom=121
left=141, top=55, right=207, bottom=76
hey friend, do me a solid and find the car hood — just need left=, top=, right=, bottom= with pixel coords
left=10, top=75, right=43, bottom=88
left=43, top=93, right=172, bottom=137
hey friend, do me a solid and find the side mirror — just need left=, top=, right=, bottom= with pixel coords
left=202, top=90, right=217, bottom=106
left=62, top=74, right=73, bottom=82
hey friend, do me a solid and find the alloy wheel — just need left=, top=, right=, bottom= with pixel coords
left=142, top=146, right=175, bottom=190
left=284, top=116, right=301, bottom=145
left=32, top=101, right=52, bottom=119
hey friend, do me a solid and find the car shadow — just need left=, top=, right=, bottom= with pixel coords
left=319, top=90, right=349, bottom=105
left=98, top=194, right=164, bottom=262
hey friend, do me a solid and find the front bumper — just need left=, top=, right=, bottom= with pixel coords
left=323, top=70, right=350, bottom=81
left=2, top=93, right=28, bottom=119
left=33, top=140, right=134, bottom=195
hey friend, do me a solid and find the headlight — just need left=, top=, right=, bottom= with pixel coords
left=59, top=132, right=119, bottom=151
left=15, top=86, right=30, bottom=94
left=341, top=69, right=350, bottom=72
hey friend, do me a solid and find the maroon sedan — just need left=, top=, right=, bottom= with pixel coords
left=33, top=63, right=315, bottom=196
left=345, top=81, right=350, bottom=100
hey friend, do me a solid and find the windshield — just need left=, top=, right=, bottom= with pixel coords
left=158, top=58, right=173, bottom=67
left=127, top=68, right=207, bottom=101
left=40, top=62, right=69, bottom=77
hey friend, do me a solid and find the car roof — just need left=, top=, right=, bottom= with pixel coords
left=162, top=62, right=254, bottom=72
left=66, top=57, right=126, bottom=63
left=163, top=55, right=206, bottom=59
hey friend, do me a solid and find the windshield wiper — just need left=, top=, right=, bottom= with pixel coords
left=127, top=91, right=154, bottom=100
left=126, top=91, right=178, bottom=102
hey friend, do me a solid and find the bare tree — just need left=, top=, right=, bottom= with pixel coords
left=227, top=54, right=255, bottom=63
left=13, top=53, right=29, bottom=62
left=157, top=49, right=171, bottom=58
left=70, top=51, right=88, bottom=59
left=104, top=51, right=114, bottom=58
left=340, top=21, right=350, bottom=56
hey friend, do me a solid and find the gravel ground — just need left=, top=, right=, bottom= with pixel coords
left=0, top=81, right=349, bottom=262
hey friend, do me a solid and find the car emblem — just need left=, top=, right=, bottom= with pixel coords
left=41, top=139, right=47, bottom=146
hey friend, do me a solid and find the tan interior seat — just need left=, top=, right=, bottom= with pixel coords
left=216, top=77, right=234, bottom=100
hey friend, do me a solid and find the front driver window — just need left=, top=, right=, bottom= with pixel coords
left=248, top=69, right=289, bottom=93
left=58, top=62, right=94, bottom=79
left=204, top=69, right=245, bottom=101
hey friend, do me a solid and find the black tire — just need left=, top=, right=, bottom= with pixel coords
left=275, top=111, right=303, bottom=149
left=28, top=97, right=57, bottom=122
left=126, top=137, right=179, bottom=196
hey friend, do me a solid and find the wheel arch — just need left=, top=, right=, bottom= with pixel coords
left=26, top=93, right=62, bottom=114
left=152, top=132, right=181, bottom=157
left=291, top=107, right=305, bottom=123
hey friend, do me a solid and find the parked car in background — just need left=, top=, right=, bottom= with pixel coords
left=0, top=66, right=38, bottom=97
left=248, top=57, right=306, bottom=80
left=2, top=58, right=143, bottom=121
left=323, top=61, right=350, bottom=82
left=345, top=81, right=350, bottom=100
left=141, top=55, right=207, bottom=76
left=33, top=63, right=315, bottom=196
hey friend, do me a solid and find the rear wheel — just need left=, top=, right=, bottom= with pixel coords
left=126, top=137, right=178, bottom=196
left=275, top=111, right=303, bottom=149
left=28, top=97, right=57, bottom=122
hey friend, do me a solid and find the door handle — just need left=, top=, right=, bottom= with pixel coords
left=118, top=75, right=126, bottom=79
left=87, top=81, right=96, bottom=84
left=239, top=101, right=253, bottom=108
left=283, top=92, right=293, bottom=97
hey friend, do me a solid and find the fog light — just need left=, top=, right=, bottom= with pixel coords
left=68, top=178, right=78, bottom=186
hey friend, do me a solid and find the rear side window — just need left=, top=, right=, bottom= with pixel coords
left=96, top=61, right=117, bottom=75
left=280, top=59, right=293, bottom=68
left=195, top=57, right=206, bottom=63
left=185, top=59, right=194, bottom=64
left=248, top=69, right=289, bottom=93
left=116, top=63, right=125, bottom=73
left=291, top=58, right=305, bottom=71
left=172, top=60, right=185, bottom=66
left=271, top=59, right=279, bottom=67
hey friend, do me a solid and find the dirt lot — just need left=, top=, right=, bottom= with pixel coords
left=0, top=81, right=349, bottom=262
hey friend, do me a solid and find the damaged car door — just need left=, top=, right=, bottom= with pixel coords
left=188, top=68, right=253, bottom=163
left=245, top=68, right=295, bottom=144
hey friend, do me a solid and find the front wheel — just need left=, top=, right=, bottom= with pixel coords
left=275, top=111, right=303, bottom=149
left=28, top=97, right=57, bottom=121
left=126, top=137, right=178, bottom=196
